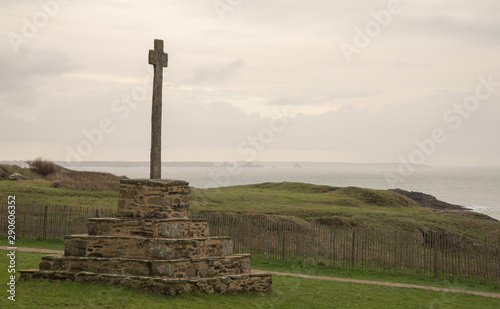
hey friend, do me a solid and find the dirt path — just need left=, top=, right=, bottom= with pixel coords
left=0, top=246, right=64, bottom=254
left=254, top=270, right=500, bottom=299
left=4, top=246, right=500, bottom=299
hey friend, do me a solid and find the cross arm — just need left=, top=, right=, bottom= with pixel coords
left=149, top=39, right=169, bottom=68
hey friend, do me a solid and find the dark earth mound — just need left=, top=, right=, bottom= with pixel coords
left=390, top=189, right=471, bottom=211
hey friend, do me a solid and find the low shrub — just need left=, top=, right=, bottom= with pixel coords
left=26, top=157, right=58, bottom=176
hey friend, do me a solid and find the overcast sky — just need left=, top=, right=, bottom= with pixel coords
left=1, top=0, right=500, bottom=166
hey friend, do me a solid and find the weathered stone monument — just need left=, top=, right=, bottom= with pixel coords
left=148, top=39, right=168, bottom=179
left=19, top=39, right=272, bottom=295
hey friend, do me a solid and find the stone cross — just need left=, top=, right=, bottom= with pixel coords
left=148, top=39, right=168, bottom=179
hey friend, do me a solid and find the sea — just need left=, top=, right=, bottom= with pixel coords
left=64, top=163, right=500, bottom=221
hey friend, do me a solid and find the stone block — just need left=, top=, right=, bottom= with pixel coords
left=64, top=235, right=232, bottom=259
left=152, top=263, right=173, bottom=277
left=87, top=218, right=209, bottom=238
left=117, top=179, right=190, bottom=220
left=64, top=239, right=86, bottom=256
left=148, top=245, right=174, bottom=259
left=38, top=254, right=252, bottom=279
left=159, top=222, right=180, bottom=238
left=222, top=240, right=233, bottom=256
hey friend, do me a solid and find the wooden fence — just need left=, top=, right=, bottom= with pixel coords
left=197, top=213, right=500, bottom=283
left=1, top=204, right=499, bottom=282
left=0, top=202, right=116, bottom=239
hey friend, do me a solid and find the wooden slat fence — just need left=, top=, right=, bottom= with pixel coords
left=196, top=213, right=500, bottom=283
left=0, top=202, right=116, bottom=239
left=1, top=204, right=498, bottom=282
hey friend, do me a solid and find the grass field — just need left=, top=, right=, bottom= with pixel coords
left=2, top=249, right=500, bottom=308
left=0, top=178, right=118, bottom=208
left=190, top=182, right=500, bottom=236
left=4, top=238, right=500, bottom=294
left=2, top=164, right=500, bottom=307
left=0, top=163, right=119, bottom=208
left=251, top=258, right=500, bottom=294
left=2, top=175, right=499, bottom=238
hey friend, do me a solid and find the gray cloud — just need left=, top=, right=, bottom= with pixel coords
left=0, top=46, right=75, bottom=113
left=395, top=1, right=500, bottom=44
left=187, top=59, right=244, bottom=85
left=0, top=48, right=73, bottom=87
left=267, top=89, right=378, bottom=106
left=1, top=1, right=500, bottom=165
left=105, top=91, right=500, bottom=165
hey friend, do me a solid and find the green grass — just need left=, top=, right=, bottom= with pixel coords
left=0, top=179, right=118, bottom=208
left=0, top=164, right=41, bottom=180
left=2, top=169, right=499, bottom=238
left=2, top=250, right=500, bottom=308
left=190, top=182, right=500, bottom=237
left=251, top=258, right=500, bottom=294
left=2, top=178, right=500, bottom=237
left=2, top=166, right=500, bottom=306
left=0, top=236, right=64, bottom=251
left=3, top=238, right=499, bottom=296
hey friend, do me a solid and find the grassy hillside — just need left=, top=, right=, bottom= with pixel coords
left=0, top=177, right=118, bottom=209
left=0, top=164, right=119, bottom=208
left=190, top=182, right=500, bottom=237
left=0, top=164, right=40, bottom=180
left=1, top=164, right=499, bottom=238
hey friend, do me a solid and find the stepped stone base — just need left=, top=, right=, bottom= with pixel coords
left=88, top=218, right=209, bottom=238
left=38, top=254, right=251, bottom=278
left=20, top=178, right=272, bottom=296
left=65, top=235, right=233, bottom=259
left=19, top=270, right=272, bottom=295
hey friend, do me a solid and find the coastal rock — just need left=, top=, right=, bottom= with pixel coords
left=9, top=172, right=23, bottom=180
left=390, top=189, right=471, bottom=211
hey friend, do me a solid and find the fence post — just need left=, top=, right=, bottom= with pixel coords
left=497, top=236, right=500, bottom=283
left=433, top=233, right=438, bottom=277
left=282, top=226, right=286, bottom=261
left=498, top=236, right=500, bottom=283
left=351, top=228, right=356, bottom=269
left=42, top=205, right=49, bottom=239
left=393, top=231, right=397, bottom=274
